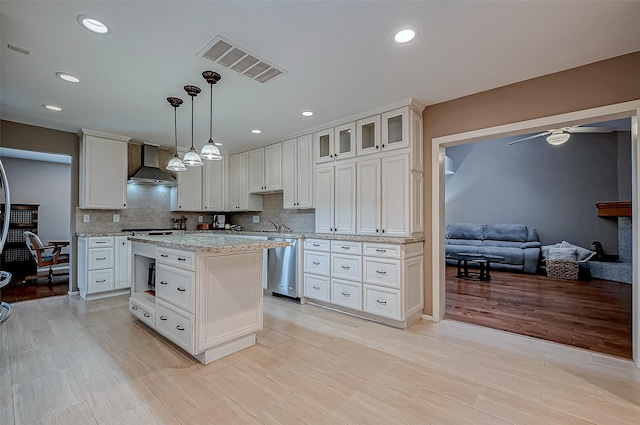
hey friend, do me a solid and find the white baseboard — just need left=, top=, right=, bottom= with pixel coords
left=421, top=314, right=434, bottom=321
left=67, top=290, right=79, bottom=295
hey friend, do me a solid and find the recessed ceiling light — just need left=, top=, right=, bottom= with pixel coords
left=55, top=72, right=81, bottom=83
left=394, top=29, right=416, bottom=43
left=252, top=129, right=262, bottom=134
left=77, top=15, right=109, bottom=34
left=43, top=104, right=63, bottom=111
left=301, top=111, right=314, bottom=117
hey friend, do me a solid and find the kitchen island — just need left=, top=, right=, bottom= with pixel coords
left=127, top=233, right=288, bottom=364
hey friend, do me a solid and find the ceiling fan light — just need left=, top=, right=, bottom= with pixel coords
left=200, top=141, right=222, bottom=160
left=183, top=147, right=204, bottom=166
left=166, top=156, right=187, bottom=172
left=546, top=132, right=570, bottom=145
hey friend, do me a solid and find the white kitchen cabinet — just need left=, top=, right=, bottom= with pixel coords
left=381, top=155, right=410, bottom=237
left=203, top=155, right=227, bottom=211
left=79, top=129, right=130, bottom=209
left=314, top=128, right=334, bottom=164
left=314, top=162, right=356, bottom=235
left=314, top=123, right=355, bottom=164
left=356, top=159, right=381, bottom=236
left=114, top=236, right=131, bottom=290
left=78, top=236, right=130, bottom=300
left=355, top=115, right=381, bottom=157
left=381, top=107, right=410, bottom=152
left=171, top=157, right=203, bottom=211
left=282, top=135, right=314, bottom=209
left=248, top=143, right=281, bottom=193
left=229, top=152, right=262, bottom=211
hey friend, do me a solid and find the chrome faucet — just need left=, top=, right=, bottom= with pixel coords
left=266, top=220, right=280, bottom=231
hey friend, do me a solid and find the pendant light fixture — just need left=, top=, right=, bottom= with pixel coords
left=200, top=71, right=222, bottom=160
left=166, top=97, right=186, bottom=172
left=183, top=85, right=203, bottom=167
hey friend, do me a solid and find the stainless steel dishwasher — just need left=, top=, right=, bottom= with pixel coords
left=267, top=237, right=298, bottom=298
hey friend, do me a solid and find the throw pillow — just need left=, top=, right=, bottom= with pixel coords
left=560, top=241, right=596, bottom=262
left=548, top=247, right=578, bottom=261
left=541, top=243, right=562, bottom=259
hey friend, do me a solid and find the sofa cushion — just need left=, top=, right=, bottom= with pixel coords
left=560, top=241, right=595, bottom=262
left=446, top=239, right=483, bottom=247
left=445, top=245, right=480, bottom=256
left=477, top=246, right=524, bottom=265
left=527, top=227, right=539, bottom=242
left=445, top=223, right=484, bottom=240
left=548, top=247, right=578, bottom=261
left=484, top=224, right=527, bottom=242
left=482, top=240, right=523, bottom=248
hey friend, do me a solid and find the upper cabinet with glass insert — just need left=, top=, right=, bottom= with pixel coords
left=314, top=122, right=356, bottom=164
left=382, top=107, right=410, bottom=151
left=356, top=115, right=381, bottom=156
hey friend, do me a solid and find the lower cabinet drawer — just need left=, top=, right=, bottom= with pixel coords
left=331, top=254, right=362, bottom=281
left=156, top=264, right=195, bottom=313
left=87, top=269, right=114, bottom=293
left=304, top=251, right=330, bottom=276
left=157, top=248, right=195, bottom=271
left=303, top=274, right=330, bottom=302
left=156, top=299, right=194, bottom=353
left=363, top=258, right=400, bottom=288
left=331, top=279, right=362, bottom=311
left=88, top=248, right=114, bottom=270
left=129, top=298, right=154, bottom=328
left=363, top=285, right=401, bottom=320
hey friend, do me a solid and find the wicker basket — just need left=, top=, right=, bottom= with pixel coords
left=546, top=260, right=579, bottom=280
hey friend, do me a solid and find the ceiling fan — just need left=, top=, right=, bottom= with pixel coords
left=507, top=125, right=616, bottom=146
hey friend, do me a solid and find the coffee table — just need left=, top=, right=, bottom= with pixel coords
left=447, top=252, right=505, bottom=281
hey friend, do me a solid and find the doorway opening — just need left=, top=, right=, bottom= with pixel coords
left=431, top=100, right=640, bottom=366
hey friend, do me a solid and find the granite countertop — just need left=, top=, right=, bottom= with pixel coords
left=77, top=230, right=424, bottom=244
left=128, top=234, right=289, bottom=253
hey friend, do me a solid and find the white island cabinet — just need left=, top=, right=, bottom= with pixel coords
left=128, top=234, right=287, bottom=364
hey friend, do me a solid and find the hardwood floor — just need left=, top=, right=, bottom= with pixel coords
left=445, top=266, right=633, bottom=359
left=0, top=277, right=69, bottom=303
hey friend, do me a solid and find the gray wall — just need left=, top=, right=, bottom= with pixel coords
left=445, top=131, right=631, bottom=252
left=1, top=157, right=72, bottom=253
left=618, top=131, right=632, bottom=200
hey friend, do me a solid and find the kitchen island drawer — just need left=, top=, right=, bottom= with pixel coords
left=331, top=279, right=362, bottom=310
left=363, top=243, right=401, bottom=259
left=157, top=248, right=195, bottom=271
left=331, top=241, right=362, bottom=255
left=129, top=298, right=154, bottom=328
left=87, top=269, right=114, bottom=293
left=363, top=285, right=401, bottom=320
left=88, top=237, right=114, bottom=248
left=304, top=239, right=331, bottom=252
left=304, top=274, right=330, bottom=302
left=156, top=264, right=195, bottom=313
left=331, top=254, right=362, bottom=281
left=88, top=248, right=114, bottom=270
left=156, top=299, right=194, bottom=354
left=304, top=251, right=330, bottom=276
left=363, top=258, right=400, bottom=288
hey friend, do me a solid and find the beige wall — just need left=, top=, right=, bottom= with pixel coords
left=423, top=51, right=640, bottom=315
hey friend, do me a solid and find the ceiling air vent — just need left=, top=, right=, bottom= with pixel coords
left=199, top=35, right=285, bottom=84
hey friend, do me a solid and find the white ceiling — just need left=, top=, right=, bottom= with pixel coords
left=1, top=1, right=639, bottom=154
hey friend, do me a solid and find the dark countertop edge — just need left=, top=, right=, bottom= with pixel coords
left=77, top=230, right=424, bottom=244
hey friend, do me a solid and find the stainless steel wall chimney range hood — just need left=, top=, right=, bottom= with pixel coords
left=128, top=144, right=177, bottom=186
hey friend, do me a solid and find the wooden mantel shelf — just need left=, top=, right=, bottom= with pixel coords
left=596, top=201, right=631, bottom=217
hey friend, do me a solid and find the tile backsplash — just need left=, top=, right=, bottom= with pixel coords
left=228, top=192, right=315, bottom=233
left=75, top=184, right=214, bottom=233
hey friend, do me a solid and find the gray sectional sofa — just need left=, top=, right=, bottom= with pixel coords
left=445, top=223, right=541, bottom=274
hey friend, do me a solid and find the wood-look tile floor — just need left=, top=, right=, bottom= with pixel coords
left=444, top=267, right=633, bottom=359
left=1, top=294, right=639, bottom=424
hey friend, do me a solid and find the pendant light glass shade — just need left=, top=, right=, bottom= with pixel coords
left=200, top=71, right=222, bottom=160
left=546, top=132, right=570, bottom=145
left=183, top=85, right=203, bottom=167
left=166, top=97, right=186, bottom=172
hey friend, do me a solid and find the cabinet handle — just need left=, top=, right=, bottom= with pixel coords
left=96, top=241, right=106, bottom=244
left=376, top=145, right=379, bottom=149
left=341, top=246, right=350, bottom=250
left=376, top=300, right=387, bottom=305
left=96, top=257, right=106, bottom=260
left=143, top=313, right=150, bottom=318
left=341, top=265, right=350, bottom=270
left=312, top=261, right=320, bottom=265
left=312, top=285, right=320, bottom=290
left=178, top=257, right=186, bottom=261
left=335, top=153, right=338, bottom=158
left=177, top=287, right=186, bottom=292
left=132, top=306, right=138, bottom=310
left=376, top=249, right=387, bottom=253
left=96, top=279, right=106, bottom=283
left=176, top=325, right=185, bottom=331
left=376, top=270, right=387, bottom=275
left=160, top=315, right=167, bottom=321
left=376, top=229, right=379, bottom=233
left=382, top=229, right=385, bottom=233
left=160, top=281, right=168, bottom=285
left=341, top=292, right=351, bottom=297
left=312, top=244, right=320, bottom=247
left=382, top=144, right=385, bottom=148
left=161, top=254, right=168, bottom=258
